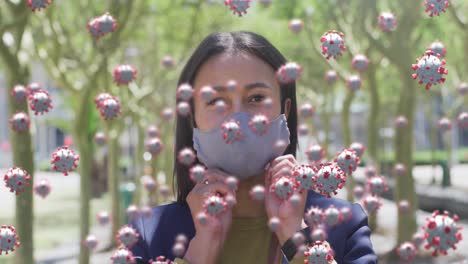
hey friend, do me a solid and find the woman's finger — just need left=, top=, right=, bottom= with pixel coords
left=269, top=154, right=296, bottom=168
left=268, top=159, right=295, bottom=179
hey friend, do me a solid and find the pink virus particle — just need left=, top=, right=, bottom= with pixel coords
left=351, top=54, right=369, bottom=72
left=161, top=107, right=174, bottom=121
left=299, top=103, right=314, bottom=118
left=176, top=101, right=191, bottom=117
left=176, top=83, right=193, bottom=102
left=11, top=85, right=27, bottom=104
left=34, top=178, right=51, bottom=199
left=428, top=41, right=447, bottom=58
left=457, top=82, right=468, bottom=96
left=98, top=97, right=122, bottom=120
left=97, top=211, right=110, bottom=226
left=263, top=97, right=273, bottom=109
left=27, top=0, right=51, bottom=11
left=226, top=80, right=238, bottom=92
left=422, top=210, right=462, bottom=256
left=140, top=206, right=152, bottom=218
left=412, top=232, right=426, bottom=248
left=362, top=195, right=382, bottom=215
left=189, top=164, right=206, bottom=184
left=175, top=234, right=188, bottom=246
left=50, top=146, right=79, bottom=176
left=292, top=232, right=306, bottom=247
left=141, top=175, right=156, bottom=193
left=310, top=227, right=328, bottom=242
left=94, top=132, right=107, bottom=146
left=320, top=30, right=346, bottom=60
left=110, top=247, right=135, bottom=264
left=172, top=242, right=186, bottom=258
left=259, top=0, right=272, bottom=7
left=298, top=124, right=309, bottom=136
left=145, top=138, right=163, bottom=156
left=94, top=93, right=113, bottom=108
left=224, top=0, right=251, bottom=17
left=340, top=206, right=353, bottom=222
left=249, top=185, right=266, bottom=201
left=395, top=115, right=409, bottom=128
left=397, top=242, right=417, bottom=262
left=9, top=112, right=30, bottom=133
left=3, top=167, right=31, bottom=195
left=225, top=176, right=239, bottom=191
left=126, top=205, right=140, bottom=222
left=225, top=194, right=236, bottom=208
left=84, top=234, right=98, bottom=251
left=313, top=163, right=346, bottom=198
left=221, top=119, right=243, bottom=144
left=349, top=142, right=365, bottom=158
left=293, top=164, right=318, bottom=193
left=324, top=205, right=343, bottom=228
left=304, top=206, right=325, bottom=227
left=199, top=85, right=216, bottom=102
left=305, top=144, right=325, bottom=164
left=149, top=256, right=174, bottom=264
left=64, top=136, right=73, bottom=147
left=161, top=56, right=175, bottom=69
left=116, top=225, right=140, bottom=249
left=398, top=200, right=411, bottom=213
left=113, top=64, right=137, bottom=86
left=437, top=117, right=452, bottom=132
left=366, top=176, right=388, bottom=196
left=353, top=185, right=365, bottom=200
left=146, top=125, right=160, bottom=138
left=424, top=0, right=450, bottom=17
left=334, top=148, right=360, bottom=175
left=364, top=166, right=377, bottom=178
left=412, top=50, right=448, bottom=90
left=325, top=70, right=338, bottom=85
left=26, top=82, right=43, bottom=96
left=346, top=75, right=362, bottom=92
left=177, top=148, right=196, bottom=166
left=215, top=100, right=226, bottom=113
left=248, top=114, right=270, bottom=136
left=271, top=176, right=295, bottom=200
left=393, top=163, right=406, bottom=177
left=268, top=217, right=281, bottom=232
left=159, top=184, right=170, bottom=200
left=29, top=90, right=53, bottom=115
left=377, top=12, right=397, bottom=32
left=203, top=194, right=227, bottom=217
left=277, top=62, right=302, bottom=84
left=457, top=112, right=468, bottom=129
left=304, top=241, right=335, bottom=264
left=87, top=13, right=118, bottom=39
left=289, top=19, right=304, bottom=34
left=0, top=225, right=20, bottom=255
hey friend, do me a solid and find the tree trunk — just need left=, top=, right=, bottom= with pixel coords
left=341, top=91, right=356, bottom=202
left=132, top=124, right=145, bottom=205
left=108, top=128, right=122, bottom=247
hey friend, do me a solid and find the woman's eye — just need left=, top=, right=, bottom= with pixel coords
left=207, top=98, right=222, bottom=106
left=249, top=94, right=265, bottom=103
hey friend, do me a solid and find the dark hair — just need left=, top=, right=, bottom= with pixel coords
left=173, top=31, right=298, bottom=203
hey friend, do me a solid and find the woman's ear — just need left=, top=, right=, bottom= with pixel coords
left=284, top=98, right=291, bottom=119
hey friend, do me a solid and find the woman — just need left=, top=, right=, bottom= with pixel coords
left=131, top=31, right=377, bottom=264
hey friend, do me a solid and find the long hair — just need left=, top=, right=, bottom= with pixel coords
left=173, top=31, right=298, bottom=203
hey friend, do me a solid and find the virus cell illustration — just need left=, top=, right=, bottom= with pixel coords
left=364, top=166, right=377, bottom=178
left=397, top=242, right=417, bottom=262
left=215, top=100, right=226, bottom=113
left=189, top=164, right=206, bottom=184
left=176, top=83, right=193, bottom=101
left=293, top=164, right=317, bottom=193
left=98, top=97, right=122, bottom=120
left=226, top=80, right=237, bottom=92
left=351, top=54, right=369, bottom=72
left=304, top=241, right=335, bottom=264
left=141, top=175, right=156, bottom=193
left=340, top=206, right=352, bottom=222
left=299, top=103, right=314, bottom=118
left=249, top=185, right=265, bottom=201
left=84, top=234, right=98, bottom=251
left=428, top=41, right=447, bottom=58
left=94, top=132, right=107, bottom=146
left=176, top=102, right=190, bottom=117
left=203, top=194, right=227, bottom=217
left=325, top=70, right=337, bottom=85
left=393, top=163, right=406, bottom=177
left=0, top=225, right=20, bottom=255
left=424, top=0, right=450, bottom=17
left=224, top=0, right=251, bottom=17
left=457, top=82, right=468, bottom=96
left=458, top=112, right=468, bottom=129
left=362, top=195, right=382, bottom=215
left=116, top=225, right=140, bottom=249
left=146, top=125, right=160, bottom=138
left=225, top=177, right=239, bottom=191
left=349, top=142, right=365, bottom=158
left=149, top=256, right=174, bottom=264
left=27, top=0, right=51, bottom=11
left=221, top=119, right=243, bottom=144
left=50, top=146, right=79, bottom=176
left=87, top=13, right=118, bottom=39
left=97, top=211, right=110, bottom=226
left=9, top=112, right=30, bottom=133
left=268, top=217, right=281, bottom=232
left=113, top=64, right=137, bottom=86
left=161, top=108, right=174, bottom=121
left=346, top=75, right=362, bottom=92
left=26, top=82, right=43, bottom=96
left=324, top=205, right=342, bottom=228
left=422, top=210, right=462, bottom=256
left=320, top=30, right=346, bottom=60
left=94, top=93, right=113, bottom=108
left=271, top=176, right=295, bottom=200
left=298, top=124, right=309, bottom=136
left=353, top=185, right=365, bottom=200
left=310, top=227, right=328, bottom=242
left=334, top=149, right=360, bottom=175
left=437, top=117, right=452, bottom=132
left=289, top=19, right=304, bottom=34
left=277, top=62, right=302, bottom=84
left=313, top=163, right=346, bottom=198
left=110, top=247, right=135, bottom=264
left=377, top=12, right=397, bottom=32
left=141, top=206, right=152, bottom=218
left=199, top=86, right=216, bottom=102
left=398, top=200, right=411, bottom=213
left=305, top=144, right=325, bottom=164
left=366, top=176, right=388, bottom=196
left=412, top=50, right=448, bottom=90
left=145, top=138, right=163, bottom=156
left=34, top=178, right=51, bottom=199
left=412, top=232, right=426, bottom=248
left=11, top=85, right=27, bottom=103
left=304, top=206, right=324, bottom=227
left=3, top=167, right=31, bottom=195
left=248, top=114, right=270, bottom=135
left=126, top=205, right=140, bottom=221
left=395, top=115, right=409, bottom=128
left=161, top=56, right=175, bottom=68
left=29, top=90, right=53, bottom=115
left=177, top=148, right=196, bottom=166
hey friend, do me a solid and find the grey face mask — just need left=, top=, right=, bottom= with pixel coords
left=193, top=112, right=290, bottom=180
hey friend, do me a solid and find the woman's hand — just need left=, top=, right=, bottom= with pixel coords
left=264, top=154, right=307, bottom=246
left=183, top=169, right=236, bottom=264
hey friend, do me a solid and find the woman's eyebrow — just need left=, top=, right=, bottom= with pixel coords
left=211, top=82, right=272, bottom=92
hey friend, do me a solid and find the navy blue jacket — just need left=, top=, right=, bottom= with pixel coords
left=130, top=190, right=378, bottom=263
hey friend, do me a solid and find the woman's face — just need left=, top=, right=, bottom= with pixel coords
left=193, top=52, right=290, bottom=131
